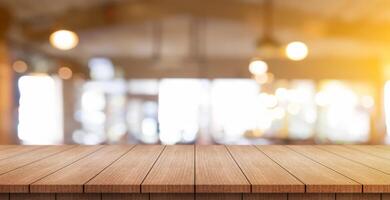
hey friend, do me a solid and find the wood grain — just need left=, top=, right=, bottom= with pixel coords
left=227, top=145, right=304, bottom=193
left=0, top=194, right=8, bottom=200
left=56, top=193, right=101, bottom=200
left=288, top=194, right=335, bottom=200
left=289, top=145, right=390, bottom=193
left=196, top=194, right=241, bottom=200
left=318, top=145, right=390, bottom=174
left=0, top=146, right=43, bottom=161
left=257, top=145, right=360, bottom=193
left=150, top=194, right=194, bottom=200
left=85, top=145, right=165, bottom=193
left=195, top=145, right=250, bottom=193
left=0, top=146, right=102, bottom=193
left=335, top=194, right=380, bottom=200
left=102, top=194, right=149, bottom=200
left=243, top=194, right=287, bottom=200
left=346, top=145, right=390, bottom=160
left=142, top=145, right=194, bottom=193
left=0, top=145, right=74, bottom=175
left=31, top=145, right=133, bottom=193
left=10, top=194, right=55, bottom=200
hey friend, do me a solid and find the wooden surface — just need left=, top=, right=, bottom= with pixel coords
left=0, top=145, right=389, bottom=199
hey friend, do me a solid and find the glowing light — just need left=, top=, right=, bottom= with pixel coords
left=287, top=103, right=301, bottom=115
left=12, top=60, right=28, bottom=73
left=361, top=95, right=374, bottom=109
left=249, top=59, right=268, bottom=75
left=58, top=67, right=73, bottom=80
left=315, top=91, right=329, bottom=106
left=259, top=93, right=278, bottom=108
left=285, top=41, right=308, bottom=61
left=18, top=75, right=63, bottom=144
left=273, top=107, right=286, bottom=120
left=88, top=57, right=115, bottom=80
left=50, top=30, right=79, bottom=50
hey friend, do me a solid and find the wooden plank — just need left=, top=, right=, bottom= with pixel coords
left=382, top=194, right=390, bottom=200
left=0, top=145, right=74, bottom=175
left=196, top=194, right=241, bottom=200
left=0, top=146, right=43, bottom=160
left=102, top=194, right=149, bottom=200
left=288, top=194, right=335, bottom=200
left=319, top=146, right=390, bottom=174
left=31, top=145, right=133, bottom=193
left=56, top=194, right=101, bottom=200
left=10, top=194, right=55, bottom=200
left=335, top=194, right=380, bottom=200
left=85, top=145, right=165, bottom=193
left=256, top=145, right=360, bottom=193
left=142, top=145, right=194, bottom=193
left=195, top=145, right=250, bottom=193
left=289, top=145, right=390, bottom=193
left=227, top=145, right=304, bottom=193
left=243, top=194, right=287, bottom=200
left=346, top=145, right=390, bottom=160
left=0, top=194, right=8, bottom=200
left=0, top=145, right=102, bottom=192
left=151, top=194, right=193, bottom=200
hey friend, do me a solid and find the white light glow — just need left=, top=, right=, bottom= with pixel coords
left=50, top=30, right=79, bottom=50
left=249, top=60, right=268, bottom=75
left=88, top=57, right=115, bottom=81
left=286, top=41, right=308, bottom=61
left=18, top=75, right=63, bottom=144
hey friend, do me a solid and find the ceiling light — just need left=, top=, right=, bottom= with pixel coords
left=249, top=59, right=268, bottom=75
left=285, top=41, right=308, bottom=61
left=50, top=30, right=79, bottom=50
left=58, top=67, right=73, bottom=80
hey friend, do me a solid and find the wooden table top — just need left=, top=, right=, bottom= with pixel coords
left=0, top=145, right=389, bottom=194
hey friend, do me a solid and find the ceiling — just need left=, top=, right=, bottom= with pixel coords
left=0, top=0, right=390, bottom=70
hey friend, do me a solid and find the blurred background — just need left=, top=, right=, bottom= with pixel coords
left=0, top=0, right=389, bottom=145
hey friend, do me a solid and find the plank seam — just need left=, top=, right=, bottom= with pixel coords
left=82, top=145, right=138, bottom=192
left=29, top=145, right=107, bottom=191
left=0, top=146, right=46, bottom=162
left=0, top=145, right=78, bottom=184
left=254, top=146, right=306, bottom=193
left=322, top=146, right=390, bottom=175
left=140, top=145, right=167, bottom=193
left=225, top=145, right=252, bottom=193
left=286, top=146, right=363, bottom=193
left=343, top=146, right=390, bottom=161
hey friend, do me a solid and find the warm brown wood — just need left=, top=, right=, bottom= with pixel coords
left=56, top=193, right=101, bottom=200
left=346, top=145, right=390, bottom=160
left=151, top=194, right=193, bottom=200
left=0, top=194, right=8, bottom=200
left=257, top=145, right=361, bottom=193
left=0, top=146, right=74, bottom=175
left=0, top=37, right=13, bottom=144
left=102, top=194, right=149, bottom=200
left=195, top=145, right=250, bottom=193
left=10, top=194, right=55, bottom=200
left=289, top=145, right=390, bottom=193
left=288, top=194, right=335, bottom=200
left=227, top=145, right=304, bottom=193
left=243, top=194, right=287, bottom=200
left=85, top=145, right=165, bottom=193
left=0, top=146, right=43, bottom=160
left=31, top=145, right=133, bottom=193
left=0, top=146, right=102, bottom=193
left=382, top=194, right=390, bottom=200
left=196, top=193, right=241, bottom=200
left=318, top=145, right=390, bottom=174
left=142, top=145, right=194, bottom=193
left=335, top=194, right=380, bottom=200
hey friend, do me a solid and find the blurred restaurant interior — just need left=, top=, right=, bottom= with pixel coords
left=0, top=0, right=389, bottom=145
